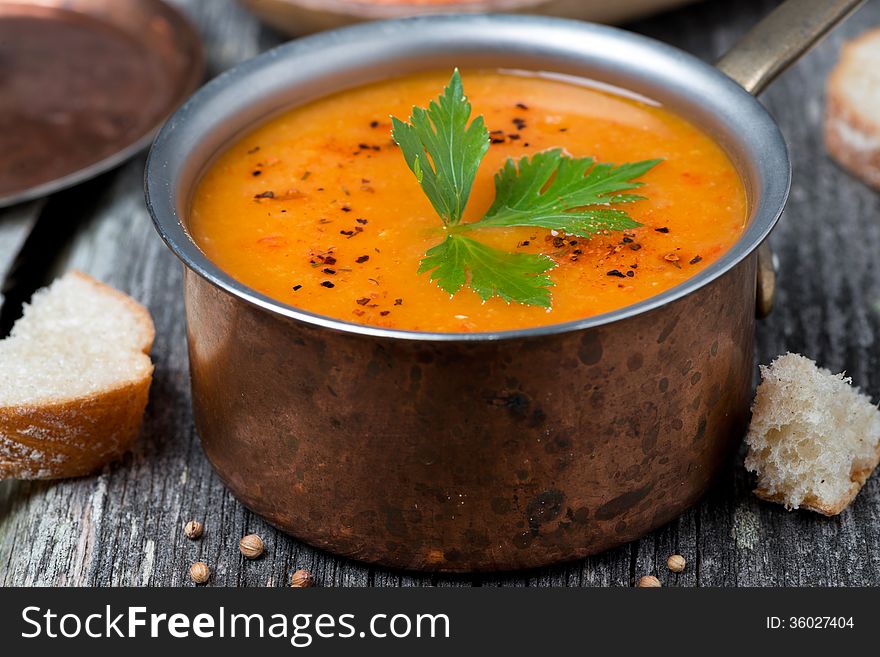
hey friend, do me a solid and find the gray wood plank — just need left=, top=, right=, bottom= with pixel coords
left=0, top=202, right=42, bottom=309
left=3, top=0, right=880, bottom=587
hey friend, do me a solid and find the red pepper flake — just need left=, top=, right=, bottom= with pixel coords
left=394, top=298, right=403, bottom=306
left=254, top=191, right=274, bottom=199
left=320, top=281, right=335, bottom=288
left=380, top=311, right=391, bottom=316
left=356, top=255, right=370, bottom=263
left=690, top=255, right=703, bottom=265
left=607, top=269, right=626, bottom=278
left=322, top=268, right=336, bottom=275
left=655, top=227, right=670, bottom=233
left=292, top=285, right=302, bottom=291
left=356, top=297, right=370, bottom=305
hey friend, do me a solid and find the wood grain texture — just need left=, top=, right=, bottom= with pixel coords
left=2, top=0, right=880, bottom=586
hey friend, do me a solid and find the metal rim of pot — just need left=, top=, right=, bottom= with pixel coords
left=146, top=11, right=803, bottom=343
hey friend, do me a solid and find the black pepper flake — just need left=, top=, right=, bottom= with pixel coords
left=324, top=256, right=337, bottom=265
left=523, top=142, right=530, bottom=147
left=518, top=240, right=530, bottom=247
left=655, top=227, right=670, bottom=233
left=292, top=284, right=302, bottom=291
left=322, top=268, right=336, bottom=275
left=394, top=298, right=403, bottom=306
left=515, top=102, right=529, bottom=110
left=558, top=127, right=568, bottom=132
left=320, top=281, right=335, bottom=288
left=356, top=297, right=370, bottom=305
left=573, top=249, right=582, bottom=255
left=341, top=205, right=352, bottom=212
left=356, top=255, right=370, bottom=263
left=690, top=255, right=703, bottom=265
left=251, top=170, right=262, bottom=177
left=340, top=229, right=354, bottom=236
left=301, top=171, right=311, bottom=180
left=629, top=243, right=642, bottom=251
left=247, top=146, right=261, bottom=154
left=607, top=269, right=626, bottom=278
left=380, top=311, right=391, bottom=316
left=490, top=137, right=506, bottom=144
left=622, top=236, right=633, bottom=243
left=490, top=129, right=504, bottom=135
left=512, top=117, right=527, bottom=130
left=552, top=236, right=565, bottom=248
left=569, top=240, right=578, bottom=246
left=626, top=270, right=635, bottom=277
left=254, top=191, right=274, bottom=199
left=370, top=120, right=379, bottom=128
left=356, top=218, right=368, bottom=225
left=508, top=133, right=520, bottom=140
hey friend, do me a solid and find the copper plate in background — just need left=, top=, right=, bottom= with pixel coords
left=0, top=0, right=204, bottom=207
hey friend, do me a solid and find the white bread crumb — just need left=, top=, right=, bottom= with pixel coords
left=745, top=353, right=880, bottom=516
left=0, top=271, right=154, bottom=480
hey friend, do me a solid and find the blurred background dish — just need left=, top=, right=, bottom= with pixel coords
left=0, top=0, right=204, bottom=208
left=239, top=0, right=700, bottom=36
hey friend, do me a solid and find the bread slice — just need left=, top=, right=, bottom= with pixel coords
left=825, top=28, right=880, bottom=190
left=744, top=353, right=880, bottom=516
left=0, top=271, right=154, bottom=479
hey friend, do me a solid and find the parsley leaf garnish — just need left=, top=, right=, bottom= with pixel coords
left=463, top=149, right=662, bottom=237
left=392, top=71, right=660, bottom=308
left=419, top=235, right=556, bottom=308
left=391, top=69, right=489, bottom=226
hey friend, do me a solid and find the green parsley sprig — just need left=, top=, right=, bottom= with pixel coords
left=392, top=70, right=661, bottom=308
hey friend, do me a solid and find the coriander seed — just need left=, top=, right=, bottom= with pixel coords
left=239, top=533, right=265, bottom=559
left=667, top=554, right=686, bottom=573
left=291, top=569, right=315, bottom=588
left=638, top=575, right=661, bottom=588
left=190, top=562, right=210, bottom=584
left=184, top=520, right=204, bottom=540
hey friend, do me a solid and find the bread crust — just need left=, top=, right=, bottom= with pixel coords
left=825, top=29, right=880, bottom=190
left=0, top=271, right=154, bottom=480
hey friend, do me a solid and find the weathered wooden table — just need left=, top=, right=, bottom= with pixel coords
left=2, top=0, right=879, bottom=587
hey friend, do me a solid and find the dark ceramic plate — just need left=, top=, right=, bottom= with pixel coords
left=0, top=0, right=204, bottom=207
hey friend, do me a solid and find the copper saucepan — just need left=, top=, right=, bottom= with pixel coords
left=146, top=0, right=862, bottom=572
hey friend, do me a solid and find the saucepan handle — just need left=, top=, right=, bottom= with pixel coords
left=714, top=0, right=864, bottom=318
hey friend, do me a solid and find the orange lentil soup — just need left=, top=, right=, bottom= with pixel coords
left=189, top=70, right=747, bottom=333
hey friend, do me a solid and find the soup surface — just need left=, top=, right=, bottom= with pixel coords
left=190, top=70, right=747, bottom=332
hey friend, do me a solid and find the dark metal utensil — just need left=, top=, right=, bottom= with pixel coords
left=0, top=0, right=204, bottom=208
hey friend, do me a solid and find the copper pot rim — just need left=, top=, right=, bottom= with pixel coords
left=145, top=14, right=790, bottom=343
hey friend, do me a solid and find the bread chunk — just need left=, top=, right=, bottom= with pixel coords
left=825, top=28, right=880, bottom=189
left=745, top=353, right=880, bottom=515
left=0, top=272, right=154, bottom=479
